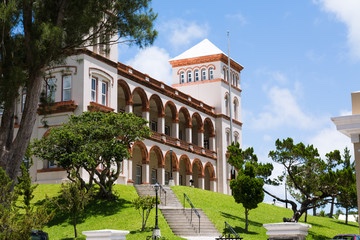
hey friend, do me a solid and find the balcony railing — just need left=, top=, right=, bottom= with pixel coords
left=37, top=100, right=78, bottom=115
left=149, top=131, right=216, bottom=159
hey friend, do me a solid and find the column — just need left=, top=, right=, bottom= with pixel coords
left=210, top=179, right=217, bottom=192
left=353, top=140, right=360, bottom=228
left=209, top=136, right=215, bottom=151
left=172, top=120, right=179, bottom=138
left=186, top=174, right=192, bottom=187
left=157, top=167, right=165, bottom=186
left=125, top=104, right=132, bottom=113
left=198, top=131, right=204, bottom=148
left=186, top=127, right=192, bottom=143
left=126, top=159, right=133, bottom=184
left=158, top=116, right=165, bottom=134
left=173, top=171, right=180, bottom=186
left=142, top=111, right=150, bottom=127
left=142, top=163, right=150, bottom=184
left=198, top=177, right=204, bottom=190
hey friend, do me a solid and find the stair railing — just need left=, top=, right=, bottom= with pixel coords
left=224, top=221, right=241, bottom=239
left=183, top=193, right=200, bottom=233
left=158, top=184, right=167, bottom=206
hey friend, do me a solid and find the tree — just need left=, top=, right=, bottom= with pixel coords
left=0, top=0, right=158, bottom=183
left=31, top=111, right=151, bottom=198
left=132, top=195, right=158, bottom=231
left=55, top=180, right=92, bottom=238
left=0, top=164, right=52, bottom=239
left=335, top=147, right=357, bottom=224
left=228, top=142, right=273, bottom=232
left=267, top=138, right=343, bottom=222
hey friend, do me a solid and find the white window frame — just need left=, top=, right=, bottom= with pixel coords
left=180, top=72, right=185, bottom=83
left=194, top=69, right=199, bottom=81
left=187, top=71, right=192, bottom=82
left=62, top=75, right=72, bottom=101
left=101, top=81, right=108, bottom=106
left=91, top=77, right=97, bottom=102
left=201, top=68, right=206, bottom=80
left=209, top=67, right=214, bottom=80
left=46, top=77, right=56, bottom=102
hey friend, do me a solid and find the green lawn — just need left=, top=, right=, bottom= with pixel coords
left=32, top=184, right=359, bottom=239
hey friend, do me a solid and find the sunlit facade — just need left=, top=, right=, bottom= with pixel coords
left=14, top=39, right=243, bottom=194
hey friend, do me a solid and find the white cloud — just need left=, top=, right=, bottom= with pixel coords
left=308, top=122, right=353, bottom=158
left=160, top=19, right=209, bottom=49
left=250, top=85, right=323, bottom=130
left=125, top=46, right=172, bottom=85
left=318, top=0, right=360, bottom=59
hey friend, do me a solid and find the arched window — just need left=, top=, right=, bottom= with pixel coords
left=223, top=67, right=227, bottom=81
left=201, top=68, right=206, bottom=80
left=233, top=97, right=239, bottom=120
left=180, top=71, right=185, bottom=84
left=209, top=67, right=214, bottom=80
left=234, top=132, right=239, bottom=144
left=224, top=93, right=229, bottom=116
left=187, top=70, right=192, bottom=82
left=226, top=128, right=230, bottom=146
left=194, top=69, right=199, bottom=81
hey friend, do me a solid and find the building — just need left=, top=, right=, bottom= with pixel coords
left=15, top=38, right=243, bottom=195
left=331, top=91, right=360, bottom=227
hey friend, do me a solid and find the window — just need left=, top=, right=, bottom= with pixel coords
left=201, top=68, right=206, bottom=80
left=46, top=78, right=56, bottom=102
left=204, top=139, right=209, bottom=149
left=165, top=125, right=170, bottom=136
left=151, top=121, right=157, bottom=131
left=234, top=133, right=239, bottom=144
left=223, top=67, right=227, bottom=81
left=21, top=88, right=26, bottom=112
left=187, top=71, right=192, bottom=82
left=101, top=81, right=108, bottom=106
left=48, top=160, right=57, bottom=168
left=62, top=75, right=71, bottom=101
left=194, top=70, right=199, bottom=81
left=91, top=77, right=97, bottom=102
left=226, top=131, right=230, bottom=146
left=234, top=98, right=238, bottom=120
left=209, top=67, right=214, bottom=80
left=180, top=71, right=185, bottom=83
left=225, top=94, right=229, bottom=116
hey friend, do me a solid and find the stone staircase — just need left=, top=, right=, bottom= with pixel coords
left=135, top=184, right=220, bottom=238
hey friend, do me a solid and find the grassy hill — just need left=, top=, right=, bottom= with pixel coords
left=33, top=184, right=359, bottom=239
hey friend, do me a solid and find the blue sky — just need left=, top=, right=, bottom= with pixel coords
left=119, top=1, right=359, bottom=202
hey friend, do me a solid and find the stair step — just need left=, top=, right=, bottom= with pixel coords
left=134, top=184, right=220, bottom=237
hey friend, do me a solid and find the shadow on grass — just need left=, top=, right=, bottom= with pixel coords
left=37, top=193, right=132, bottom=228
left=219, top=211, right=260, bottom=236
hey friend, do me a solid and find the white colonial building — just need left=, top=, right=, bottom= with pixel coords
left=15, top=38, right=243, bottom=195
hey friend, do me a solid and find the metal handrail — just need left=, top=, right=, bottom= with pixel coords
left=224, top=221, right=240, bottom=238
left=183, top=193, right=201, bottom=233
left=158, top=184, right=167, bottom=206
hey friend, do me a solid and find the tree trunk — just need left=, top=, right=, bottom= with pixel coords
left=0, top=72, right=43, bottom=182
left=345, top=207, right=349, bottom=225
left=312, top=206, right=316, bottom=216
left=245, top=208, right=249, bottom=232
left=329, top=196, right=335, bottom=218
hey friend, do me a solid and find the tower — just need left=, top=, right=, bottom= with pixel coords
left=169, top=39, right=244, bottom=194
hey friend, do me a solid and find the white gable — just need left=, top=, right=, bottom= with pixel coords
left=171, top=39, right=224, bottom=60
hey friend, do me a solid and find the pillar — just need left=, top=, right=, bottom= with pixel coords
left=142, top=163, right=150, bottom=184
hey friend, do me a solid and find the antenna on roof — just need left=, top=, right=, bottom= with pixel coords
left=227, top=31, right=233, bottom=144
left=227, top=31, right=235, bottom=181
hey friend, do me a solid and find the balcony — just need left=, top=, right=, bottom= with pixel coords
left=37, top=100, right=78, bottom=115
left=88, top=102, right=114, bottom=113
